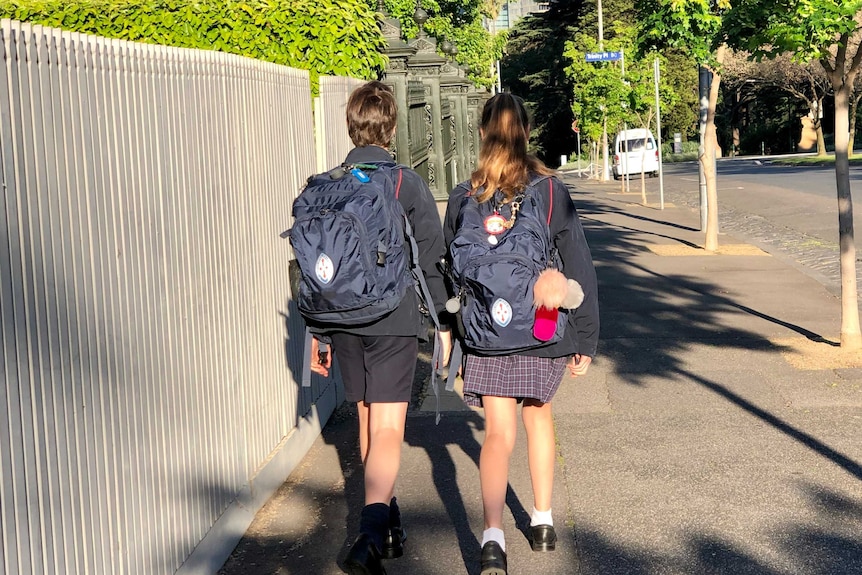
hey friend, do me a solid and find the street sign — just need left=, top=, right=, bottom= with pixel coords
left=585, top=51, right=623, bottom=62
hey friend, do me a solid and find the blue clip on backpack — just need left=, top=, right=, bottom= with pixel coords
left=449, top=176, right=567, bottom=355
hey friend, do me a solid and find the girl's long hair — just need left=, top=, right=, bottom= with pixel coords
left=470, top=93, right=554, bottom=203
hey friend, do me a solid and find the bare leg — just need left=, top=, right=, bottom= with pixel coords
left=357, top=400, right=371, bottom=463
left=363, top=401, right=409, bottom=505
left=480, top=396, right=518, bottom=529
left=522, top=399, right=555, bottom=512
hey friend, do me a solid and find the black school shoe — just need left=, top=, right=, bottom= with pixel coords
left=344, top=533, right=386, bottom=575
left=528, top=524, right=557, bottom=552
left=381, top=525, right=407, bottom=559
left=480, top=541, right=507, bottom=575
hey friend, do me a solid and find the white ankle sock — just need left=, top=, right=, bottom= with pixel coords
left=482, top=528, right=506, bottom=553
left=530, top=507, right=553, bottom=527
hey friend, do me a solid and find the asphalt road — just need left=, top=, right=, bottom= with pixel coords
left=626, top=157, right=862, bottom=298
left=668, top=158, right=862, bottom=245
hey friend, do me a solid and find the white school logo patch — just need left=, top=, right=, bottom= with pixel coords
left=315, top=253, right=334, bottom=284
left=491, top=298, right=513, bottom=327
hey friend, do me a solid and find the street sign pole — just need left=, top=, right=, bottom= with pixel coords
left=586, top=51, right=623, bottom=182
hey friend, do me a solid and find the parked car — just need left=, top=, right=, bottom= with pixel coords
left=613, top=128, right=659, bottom=179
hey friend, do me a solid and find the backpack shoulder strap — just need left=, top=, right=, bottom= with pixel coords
left=394, top=166, right=440, bottom=332
left=395, top=168, right=403, bottom=199
left=524, top=174, right=555, bottom=225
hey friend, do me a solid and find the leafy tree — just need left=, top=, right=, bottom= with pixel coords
left=723, top=50, right=831, bottom=155
left=500, top=0, right=696, bottom=168
left=638, top=0, right=729, bottom=252
left=590, top=0, right=700, bottom=143
left=564, top=31, right=628, bottom=162
left=658, top=51, right=700, bottom=143
left=565, top=23, right=677, bottom=199
left=382, top=0, right=505, bottom=88
left=723, top=1, right=862, bottom=349
left=577, top=0, right=637, bottom=45
left=501, top=2, right=584, bottom=165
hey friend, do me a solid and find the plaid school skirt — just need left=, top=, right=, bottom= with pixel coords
left=462, top=354, right=568, bottom=407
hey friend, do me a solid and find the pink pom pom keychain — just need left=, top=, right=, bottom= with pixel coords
left=532, top=269, right=585, bottom=341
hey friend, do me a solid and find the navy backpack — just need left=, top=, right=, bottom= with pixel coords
left=448, top=176, right=567, bottom=355
left=284, top=161, right=443, bottom=400
left=285, top=161, right=418, bottom=325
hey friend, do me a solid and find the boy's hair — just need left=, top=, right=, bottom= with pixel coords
left=346, top=81, right=397, bottom=148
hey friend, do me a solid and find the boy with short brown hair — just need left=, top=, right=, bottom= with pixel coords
left=310, top=80, right=451, bottom=575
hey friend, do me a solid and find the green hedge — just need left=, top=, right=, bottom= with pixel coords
left=0, top=0, right=387, bottom=91
left=662, top=140, right=699, bottom=162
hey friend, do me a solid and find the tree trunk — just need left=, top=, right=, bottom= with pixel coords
left=816, top=124, right=827, bottom=156
left=703, top=45, right=725, bottom=252
left=849, top=93, right=860, bottom=156
left=833, top=81, right=862, bottom=349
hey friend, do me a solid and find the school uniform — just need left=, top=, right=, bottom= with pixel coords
left=322, top=145, right=449, bottom=404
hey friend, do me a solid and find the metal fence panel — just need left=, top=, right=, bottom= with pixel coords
left=316, top=75, right=365, bottom=172
left=0, top=18, right=353, bottom=574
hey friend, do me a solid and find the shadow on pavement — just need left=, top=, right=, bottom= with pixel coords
left=217, top=186, right=862, bottom=574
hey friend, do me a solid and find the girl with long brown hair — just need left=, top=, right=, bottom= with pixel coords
left=443, top=93, right=599, bottom=575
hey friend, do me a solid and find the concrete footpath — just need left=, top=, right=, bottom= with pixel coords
left=218, top=172, right=862, bottom=575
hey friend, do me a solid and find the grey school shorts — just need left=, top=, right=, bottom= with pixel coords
left=330, top=333, right=418, bottom=404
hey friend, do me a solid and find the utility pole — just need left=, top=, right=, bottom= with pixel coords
left=698, top=65, right=709, bottom=231
left=654, top=58, right=664, bottom=209
left=598, top=0, right=603, bottom=45
left=598, top=0, right=609, bottom=181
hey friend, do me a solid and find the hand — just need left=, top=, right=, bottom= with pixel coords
left=310, top=337, right=331, bottom=377
left=437, top=330, right=452, bottom=371
left=568, top=354, right=592, bottom=377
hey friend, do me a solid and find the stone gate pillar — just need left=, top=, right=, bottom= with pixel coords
left=440, top=51, right=473, bottom=184
left=406, top=10, right=448, bottom=199
left=379, top=7, right=416, bottom=164
left=467, top=89, right=487, bottom=174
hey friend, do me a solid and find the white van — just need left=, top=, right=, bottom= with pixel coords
left=613, top=128, right=659, bottom=179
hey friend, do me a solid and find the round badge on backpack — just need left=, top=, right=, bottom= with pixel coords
left=491, top=298, right=513, bottom=327
left=315, top=253, right=334, bottom=284
left=484, top=213, right=507, bottom=235
left=485, top=213, right=507, bottom=245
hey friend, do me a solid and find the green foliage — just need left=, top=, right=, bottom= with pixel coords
left=382, top=0, right=504, bottom=88
left=660, top=51, right=699, bottom=140
left=565, top=32, right=627, bottom=142
left=564, top=24, right=677, bottom=142
left=502, top=1, right=697, bottom=164
left=662, top=139, right=699, bottom=161
left=0, top=0, right=387, bottom=91
left=501, top=4, right=584, bottom=166
left=723, top=0, right=862, bottom=62
left=578, top=0, right=637, bottom=45
left=636, top=0, right=730, bottom=65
